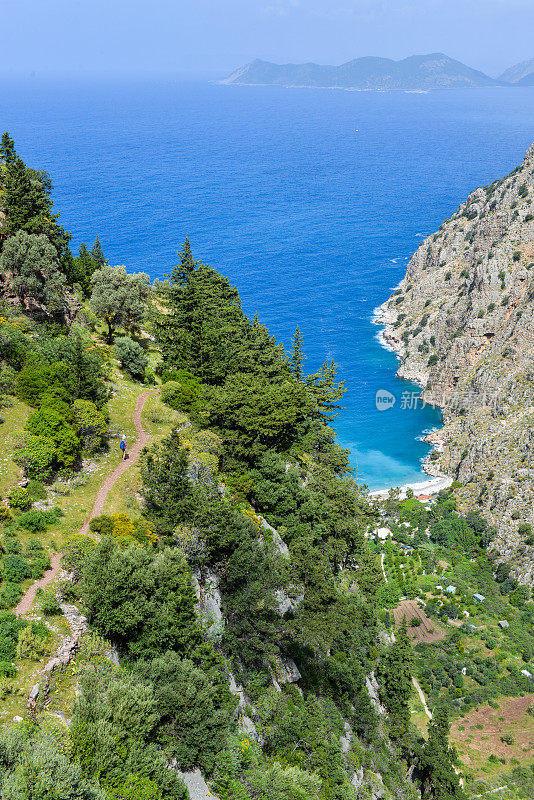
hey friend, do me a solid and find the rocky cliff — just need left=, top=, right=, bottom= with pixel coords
left=378, top=143, right=534, bottom=584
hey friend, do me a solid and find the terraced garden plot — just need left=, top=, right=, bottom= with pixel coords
left=393, top=599, right=446, bottom=644
left=450, top=694, right=534, bottom=769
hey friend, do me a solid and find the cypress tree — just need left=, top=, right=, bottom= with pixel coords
left=378, top=615, right=413, bottom=734
left=420, top=700, right=464, bottom=800
left=169, top=237, right=197, bottom=289
left=291, top=325, right=306, bottom=380
left=90, top=236, right=107, bottom=267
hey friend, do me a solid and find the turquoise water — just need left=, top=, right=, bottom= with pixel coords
left=3, top=79, right=534, bottom=488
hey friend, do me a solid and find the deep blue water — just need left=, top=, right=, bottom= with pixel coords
left=3, top=79, right=534, bottom=489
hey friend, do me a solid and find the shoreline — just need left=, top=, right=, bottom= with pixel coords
left=369, top=474, right=453, bottom=500
left=370, top=299, right=453, bottom=497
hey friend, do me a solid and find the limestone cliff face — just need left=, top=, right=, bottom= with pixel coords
left=379, top=143, right=534, bottom=584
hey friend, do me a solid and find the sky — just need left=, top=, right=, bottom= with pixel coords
left=2, top=0, right=534, bottom=79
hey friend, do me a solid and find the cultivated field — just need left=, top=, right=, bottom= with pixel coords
left=393, top=599, right=445, bottom=644
left=450, top=694, right=534, bottom=768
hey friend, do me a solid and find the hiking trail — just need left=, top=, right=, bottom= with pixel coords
left=15, top=388, right=158, bottom=617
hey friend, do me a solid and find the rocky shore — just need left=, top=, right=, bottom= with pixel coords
left=378, top=142, right=534, bottom=584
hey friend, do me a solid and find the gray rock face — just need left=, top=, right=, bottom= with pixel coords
left=380, top=142, right=534, bottom=584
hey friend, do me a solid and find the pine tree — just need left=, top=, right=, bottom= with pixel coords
left=169, top=237, right=198, bottom=289
left=291, top=325, right=306, bottom=380
left=306, top=360, right=346, bottom=421
left=0, top=132, right=16, bottom=166
left=90, top=236, right=107, bottom=267
left=420, top=700, right=464, bottom=800
left=378, top=615, right=413, bottom=734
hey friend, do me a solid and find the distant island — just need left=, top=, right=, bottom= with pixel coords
left=222, top=52, right=534, bottom=91
left=499, top=57, right=534, bottom=85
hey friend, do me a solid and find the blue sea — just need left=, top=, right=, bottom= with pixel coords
left=3, top=79, right=534, bottom=489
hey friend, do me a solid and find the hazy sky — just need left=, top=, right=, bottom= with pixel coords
left=3, top=0, right=533, bottom=79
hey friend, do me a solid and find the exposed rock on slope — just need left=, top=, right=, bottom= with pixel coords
left=378, top=143, right=534, bottom=584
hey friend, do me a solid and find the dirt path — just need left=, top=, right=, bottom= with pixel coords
left=78, top=389, right=158, bottom=536
left=15, top=389, right=158, bottom=617
left=381, top=552, right=387, bottom=583
left=412, top=677, right=432, bottom=719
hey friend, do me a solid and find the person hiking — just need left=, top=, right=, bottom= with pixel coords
left=120, top=435, right=128, bottom=460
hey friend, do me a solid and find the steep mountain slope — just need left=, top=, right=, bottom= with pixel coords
left=222, top=53, right=498, bottom=91
left=378, top=143, right=534, bottom=584
left=499, top=57, right=534, bottom=84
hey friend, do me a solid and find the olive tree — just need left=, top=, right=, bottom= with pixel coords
left=90, top=265, right=150, bottom=343
left=0, top=230, right=66, bottom=312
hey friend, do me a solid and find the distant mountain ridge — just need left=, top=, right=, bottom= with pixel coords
left=499, top=57, right=534, bottom=85
left=222, top=53, right=500, bottom=91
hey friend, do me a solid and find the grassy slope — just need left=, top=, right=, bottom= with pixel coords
left=0, top=370, right=180, bottom=724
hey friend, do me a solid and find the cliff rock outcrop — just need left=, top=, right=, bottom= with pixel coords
left=379, top=143, right=534, bottom=584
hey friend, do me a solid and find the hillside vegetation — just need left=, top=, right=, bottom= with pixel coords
left=0, top=133, right=533, bottom=800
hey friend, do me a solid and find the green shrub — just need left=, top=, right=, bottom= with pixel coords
left=16, top=624, right=49, bottom=660
left=144, top=366, right=156, bottom=385
left=13, top=434, right=56, bottom=481
left=16, top=508, right=62, bottom=532
left=7, top=486, right=30, bottom=510
left=3, top=554, right=31, bottom=583
left=161, top=371, right=202, bottom=412
left=0, top=661, right=15, bottom=678
left=427, top=354, right=438, bottom=366
left=0, top=505, right=14, bottom=524
left=26, top=480, right=47, bottom=501
left=40, top=590, right=62, bottom=616
left=73, top=399, right=107, bottom=451
left=89, top=514, right=114, bottom=536
left=15, top=359, right=71, bottom=407
left=0, top=583, right=24, bottom=609
left=26, top=406, right=80, bottom=469
left=114, top=336, right=148, bottom=379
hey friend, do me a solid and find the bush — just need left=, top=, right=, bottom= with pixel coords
left=27, top=406, right=80, bottom=469
left=40, top=590, right=62, bottom=616
left=114, top=336, right=148, bottom=379
left=16, top=624, right=49, bottom=660
left=0, top=583, right=24, bottom=609
left=0, top=661, right=15, bottom=678
left=161, top=371, right=202, bottom=412
left=4, top=554, right=31, bottom=583
left=73, top=399, right=107, bottom=451
left=427, top=354, right=438, bottom=366
left=89, top=514, right=114, bottom=536
left=144, top=366, right=156, bottom=385
left=26, top=480, right=47, bottom=501
left=16, top=508, right=63, bottom=532
left=7, top=486, right=30, bottom=510
left=13, top=434, right=57, bottom=481
left=0, top=504, right=13, bottom=524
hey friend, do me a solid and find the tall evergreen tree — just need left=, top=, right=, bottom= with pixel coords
left=169, top=237, right=198, bottom=289
left=0, top=131, right=71, bottom=261
left=378, top=616, right=413, bottom=735
left=291, top=325, right=306, bottom=380
left=0, top=132, right=16, bottom=167
left=306, top=360, right=346, bottom=421
left=419, top=701, right=465, bottom=800
left=90, top=236, right=107, bottom=267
